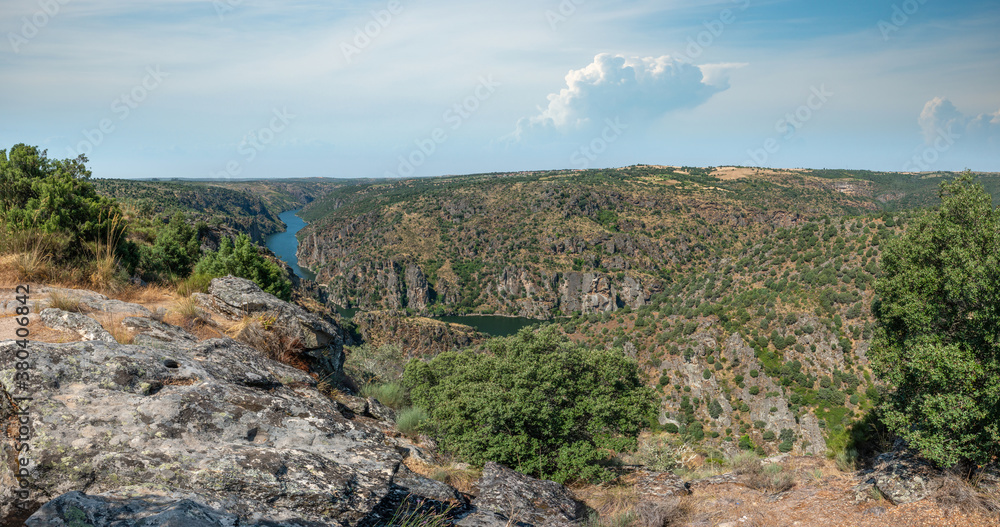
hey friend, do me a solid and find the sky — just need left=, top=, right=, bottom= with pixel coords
left=1, top=0, right=998, bottom=179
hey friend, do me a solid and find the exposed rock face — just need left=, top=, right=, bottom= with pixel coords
left=352, top=311, right=485, bottom=357
left=457, top=462, right=585, bottom=527
left=194, top=276, right=345, bottom=376
left=559, top=272, right=615, bottom=314
left=39, top=308, right=115, bottom=343
left=853, top=449, right=945, bottom=505
left=121, top=317, right=199, bottom=347
left=25, top=491, right=289, bottom=527
left=317, top=257, right=662, bottom=318
left=404, top=264, right=431, bottom=311
left=0, top=336, right=446, bottom=526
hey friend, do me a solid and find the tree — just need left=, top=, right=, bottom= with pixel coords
left=194, top=234, right=292, bottom=300
left=141, top=213, right=202, bottom=278
left=402, top=327, right=655, bottom=483
left=0, top=144, right=122, bottom=256
left=870, top=172, right=1000, bottom=467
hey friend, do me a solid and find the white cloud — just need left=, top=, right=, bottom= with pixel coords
left=919, top=97, right=1000, bottom=146
left=508, top=53, right=739, bottom=142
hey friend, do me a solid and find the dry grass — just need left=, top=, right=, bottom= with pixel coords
left=934, top=474, right=1000, bottom=518
left=734, top=454, right=796, bottom=494
left=167, top=296, right=207, bottom=328
left=227, top=314, right=309, bottom=371
left=96, top=313, right=136, bottom=344
left=15, top=246, right=53, bottom=282
left=575, top=483, right=693, bottom=527
left=403, top=457, right=481, bottom=495
left=112, top=283, right=174, bottom=305
left=48, top=290, right=83, bottom=312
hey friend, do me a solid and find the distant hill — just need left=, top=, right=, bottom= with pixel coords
left=93, top=178, right=345, bottom=242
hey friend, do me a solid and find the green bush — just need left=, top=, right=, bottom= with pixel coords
left=870, top=172, right=1000, bottom=467
left=194, top=233, right=291, bottom=300
left=140, top=213, right=202, bottom=279
left=402, top=327, right=655, bottom=483
left=0, top=144, right=124, bottom=259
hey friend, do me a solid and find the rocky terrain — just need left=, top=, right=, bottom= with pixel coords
left=0, top=278, right=600, bottom=526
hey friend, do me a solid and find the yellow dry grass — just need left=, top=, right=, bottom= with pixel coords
left=96, top=313, right=136, bottom=344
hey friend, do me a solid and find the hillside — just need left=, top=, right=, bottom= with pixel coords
left=297, top=167, right=999, bottom=318
left=294, top=166, right=1000, bottom=457
left=93, top=178, right=345, bottom=242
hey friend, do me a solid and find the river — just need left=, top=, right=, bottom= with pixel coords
left=264, top=209, right=316, bottom=281
left=265, top=209, right=544, bottom=337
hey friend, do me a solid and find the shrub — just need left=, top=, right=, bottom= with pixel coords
left=749, top=386, right=760, bottom=395
left=140, top=213, right=202, bottom=279
left=194, top=233, right=291, bottom=300
left=0, top=144, right=124, bottom=259
left=870, top=174, right=1000, bottom=468
left=403, top=327, right=655, bottom=483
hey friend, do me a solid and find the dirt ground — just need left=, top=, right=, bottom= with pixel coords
left=654, top=457, right=996, bottom=527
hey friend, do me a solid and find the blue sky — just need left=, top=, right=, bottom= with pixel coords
left=1, top=0, right=997, bottom=179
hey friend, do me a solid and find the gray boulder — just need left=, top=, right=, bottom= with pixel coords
left=853, top=448, right=944, bottom=505
left=26, top=491, right=266, bottom=527
left=0, top=336, right=436, bottom=526
left=194, top=276, right=344, bottom=375
left=39, top=308, right=116, bottom=343
left=457, top=462, right=585, bottom=527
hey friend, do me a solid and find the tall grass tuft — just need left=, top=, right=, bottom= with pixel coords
left=395, top=407, right=429, bottom=437
left=15, top=245, right=51, bottom=282
left=88, top=211, right=126, bottom=291
left=360, top=382, right=407, bottom=409
left=48, top=291, right=82, bottom=312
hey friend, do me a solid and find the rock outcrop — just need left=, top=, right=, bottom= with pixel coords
left=353, top=311, right=485, bottom=357
left=457, top=462, right=586, bottom=527
left=39, top=308, right=115, bottom=343
left=853, top=448, right=945, bottom=505
left=194, top=276, right=345, bottom=376
left=0, top=335, right=451, bottom=525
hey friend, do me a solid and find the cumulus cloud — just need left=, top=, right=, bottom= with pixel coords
left=509, top=53, right=741, bottom=142
left=919, top=97, right=1000, bottom=146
